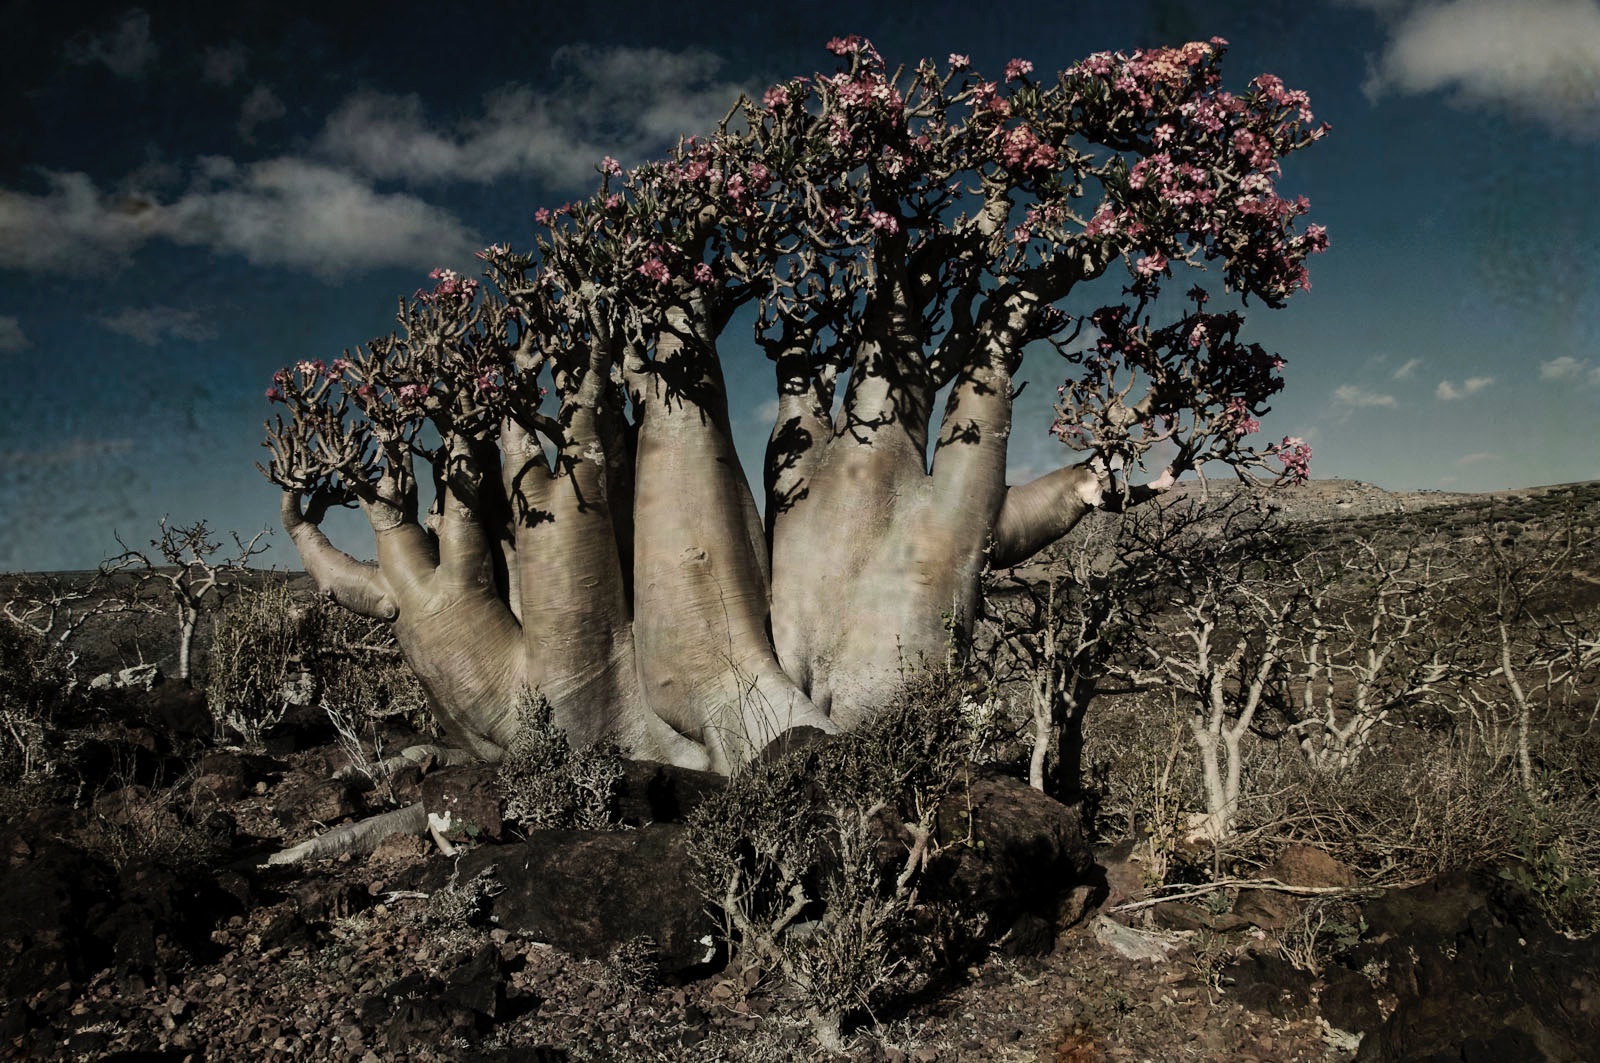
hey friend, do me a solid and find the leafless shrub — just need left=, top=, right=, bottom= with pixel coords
left=100, top=517, right=270, bottom=680
left=206, top=580, right=317, bottom=744
left=0, top=617, right=78, bottom=781
left=686, top=668, right=981, bottom=1051
left=497, top=688, right=625, bottom=832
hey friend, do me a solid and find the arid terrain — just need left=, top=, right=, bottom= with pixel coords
left=2, top=479, right=1598, bottom=1061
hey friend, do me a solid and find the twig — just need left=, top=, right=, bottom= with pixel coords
left=1108, top=876, right=1410, bottom=914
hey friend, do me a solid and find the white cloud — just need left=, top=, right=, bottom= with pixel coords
left=1436, top=375, right=1495, bottom=400
left=1362, top=0, right=1600, bottom=139
left=0, top=315, right=28, bottom=353
left=100, top=307, right=217, bottom=346
left=1392, top=357, right=1422, bottom=380
left=0, top=162, right=479, bottom=278
left=238, top=86, right=286, bottom=142
left=1333, top=384, right=1398, bottom=407
left=316, top=45, right=752, bottom=190
left=1540, top=354, right=1600, bottom=383
left=65, top=8, right=157, bottom=79
left=0, top=171, right=163, bottom=272
left=163, top=158, right=480, bottom=276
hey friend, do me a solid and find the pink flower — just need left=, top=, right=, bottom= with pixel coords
left=605, top=193, right=623, bottom=209
left=1134, top=252, right=1168, bottom=278
left=763, top=84, right=790, bottom=111
left=534, top=208, right=552, bottom=225
left=1005, top=58, right=1034, bottom=82
left=866, top=210, right=899, bottom=234
left=692, top=262, right=715, bottom=285
left=1222, top=397, right=1260, bottom=437
left=265, top=386, right=284, bottom=403
left=397, top=384, right=429, bottom=406
left=1272, top=436, right=1312, bottom=483
left=826, top=35, right=863, bottom=56
left=600, top=156, right=621, bottom=176
left=637, top=257, right=671, bottom=284
left=948, top=53, right=970, bottom=70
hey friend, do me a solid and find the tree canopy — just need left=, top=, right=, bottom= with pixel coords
left=260, top=36, right=1327, bottom=772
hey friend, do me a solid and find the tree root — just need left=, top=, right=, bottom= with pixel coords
left=332, top=743, right=478, bottom=785
left=265, top=802, right=429, bottom=866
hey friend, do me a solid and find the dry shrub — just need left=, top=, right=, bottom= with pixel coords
left=0, top=619, right=77, bottom=781
left=206, top=581, right=316, bottom=743
left=686, top=668, right=983, bottom=1050
left=497, top=687, right=625, bottom=831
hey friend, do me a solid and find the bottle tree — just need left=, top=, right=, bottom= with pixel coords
left=262, top=37, right=1327, bottom=773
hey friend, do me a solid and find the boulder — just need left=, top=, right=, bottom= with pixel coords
left=927, top=775, right=1094, bottom=924
left=1354, top=869, right=1600, bottom=1062
left=454, top=824, right=718, bottom=978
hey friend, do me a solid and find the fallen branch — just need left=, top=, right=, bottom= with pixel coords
left=1108, top=876, right=1404, bottom=914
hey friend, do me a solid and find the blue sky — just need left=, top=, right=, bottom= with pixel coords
left=1, top=0, right=1596, bottom=572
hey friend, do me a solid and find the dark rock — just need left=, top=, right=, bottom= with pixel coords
left=443, top=943, right=511, bottom=1020
left=927, top=775, right=1094, bottom=925
left=365, top=947, right=519, bottom=1046
left=295, top=876, right=374, bottom=924
left=1319, top=967, right=1382, bottom=1037
left=1000, top=912, right=1055, bottom=956
left=615, top=759, right=726, bottom=825
left=756, top=725, right=831, bottom=764
left=458, top=823, right=718, bottom=977
left=0, top=847, right=115, bottom=1003
left=1223, top=951, right=1314, bottom=1019
left=272, top=776, right=359, bottom=828
left=420, top=763, right=505, bottom=841
left=1353, top=868, right=1600, bottom=1062
left=130, top=677, right=213, bottom=742
left=1235, top=843, right=1357, bottom=931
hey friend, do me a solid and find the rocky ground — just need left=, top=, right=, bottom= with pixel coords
left=3, top=673, right=1597, bottom=1062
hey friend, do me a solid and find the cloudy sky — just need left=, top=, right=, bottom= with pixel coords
left=1, top=0, right=1596, bottom=571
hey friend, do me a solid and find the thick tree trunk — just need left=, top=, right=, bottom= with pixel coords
left=630, top=322, right=833, bottom=771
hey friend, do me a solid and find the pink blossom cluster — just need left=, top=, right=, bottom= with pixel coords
left=865, top=210, right=900, bottom=234
left=970, top=80, right=1009, bottom=118
left=996, top=125, right=1059, bottom=172
left=1271, top=436, right=1313, bottom=482
left=637, top=257, right=671, bottom=285
left=1251, top=73, right=1314, bottom=123
left=1221, top=396, right=1261, bottom=437
left=415, top=268, right=479, bottom=309
left=1134, top=252, right=1168, bottom=278
left=1004, top=58, right=1034, bottom=82
left=396, top=384, right=429, bottom=407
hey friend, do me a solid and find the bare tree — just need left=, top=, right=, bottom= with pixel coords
left=3, top=573, right=121, bottom=670
left=1279, top=537, right=1456, bottom=773
left=100, top=517, right=271, bottom=681
left=1450, top=517, right=1600, bottom=793
left=1121, top=501, right=1306, bottom=842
